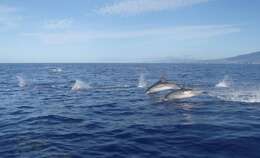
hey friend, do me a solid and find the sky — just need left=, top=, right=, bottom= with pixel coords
left=0, top=0, right=260, bottom=63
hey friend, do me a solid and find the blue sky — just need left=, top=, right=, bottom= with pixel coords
left=0, top=0, right=259, bottom=62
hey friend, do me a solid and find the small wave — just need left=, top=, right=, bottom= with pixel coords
left=16, top=75, right=27, bottom=87
left=71, top=80, right=91, bottom=91
left=215, top=75, right=232, bottom=88
left=138, top=73, right=148, bottom=88
left=21, top=115, right=84, bottom=125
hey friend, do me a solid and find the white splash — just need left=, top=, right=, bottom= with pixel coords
left=71, top=80, right=91, bottom=91
left=16, top=75, right=27, bottom=87
left=138, top=73, right=147, bottom=88
left=215, top=75, right=231, bottom=88
left=51, top=68, right=63, bottom=72
left=209, top=88, right=260, bottom=103
left=217, top=91, right=260, bottom=103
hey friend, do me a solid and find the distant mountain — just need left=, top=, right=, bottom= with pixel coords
left=203, top=51, right=260, bottom=64
left=140, top=51, right=260, bottom=64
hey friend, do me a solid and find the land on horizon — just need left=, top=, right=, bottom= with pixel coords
left=1, top=51, right=259, bottom=64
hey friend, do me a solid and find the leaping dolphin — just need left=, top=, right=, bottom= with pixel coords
left=163, top=88, right=202, bottom=101
left=145, top=77, right=180, bottom=94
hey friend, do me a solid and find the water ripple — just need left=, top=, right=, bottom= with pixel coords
left=0, top=64, right=260, bottom=157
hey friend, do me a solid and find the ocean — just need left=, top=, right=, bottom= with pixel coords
left=0, top=63, right=260, bottom=158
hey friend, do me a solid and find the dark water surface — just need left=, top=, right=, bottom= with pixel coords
left=1, top=64, right=260, bottom=158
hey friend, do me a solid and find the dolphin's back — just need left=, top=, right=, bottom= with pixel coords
left=145, top=80, right=163, bottom=92
left=146, top=80, right=180, bottom=94
left=164, top=88, right=200, bottom=100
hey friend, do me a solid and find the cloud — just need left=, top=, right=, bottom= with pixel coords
left=0, top=16, right=22, bottom=29
left=0, top=4, right=17, bottom=14
left=23, top=32, right=85, bottom=45
left=22, top=25, right=240, bottom=45
left=0, top=4, right=21, bottom=31
left=43, top=18, right=73, bottom=30
left=98, top=0, right=208, bottom=15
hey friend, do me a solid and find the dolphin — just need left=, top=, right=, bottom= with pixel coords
left=163, top=88, right=202, bottom=101
left=145, top=78, right=180, bottom=94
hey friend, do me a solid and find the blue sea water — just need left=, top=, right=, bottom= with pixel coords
left=1, top=63, right=260, bottom=158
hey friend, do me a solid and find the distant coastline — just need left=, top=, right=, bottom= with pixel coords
left=202, top=51, right=260, bottom=64
left=155, top=51, right=260, bottom=64
left=1, top=51, right=260, bottom=64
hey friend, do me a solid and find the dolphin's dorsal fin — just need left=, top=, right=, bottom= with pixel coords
left=160, top=75, right=167, bottom=82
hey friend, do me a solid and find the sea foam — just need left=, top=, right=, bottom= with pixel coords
left=210, top=87, right=260, bottom=103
